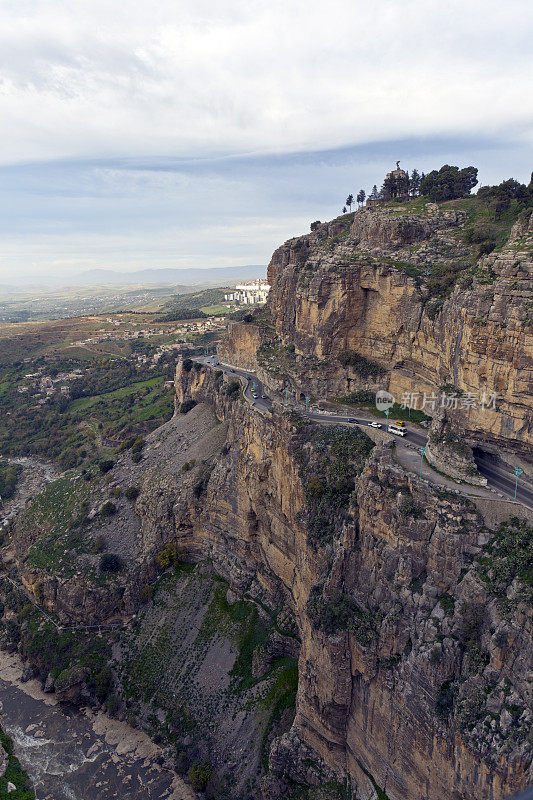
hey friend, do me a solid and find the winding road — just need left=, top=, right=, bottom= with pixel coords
left=197, top=356, right=533, bottom=511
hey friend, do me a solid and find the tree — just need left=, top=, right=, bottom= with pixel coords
left=420, top=165, right=478, bottom=202
left=310, top=220, right=321, bottom=231
left=357, top=189, right=366, bottom=206
left=381, top=172, right=409, bottom=201
left=476, top=177, right=532, bottom=219
left=100, top=553, right=122, bottom=572
left=345, top=193, right=354, bottom=212
left=409, top=169, right=421, bottom=197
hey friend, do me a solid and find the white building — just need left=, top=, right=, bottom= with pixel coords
left=224, top=279, right=270, bottom=305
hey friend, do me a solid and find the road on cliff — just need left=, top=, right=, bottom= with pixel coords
left=195, top=357, right=533, bottom=511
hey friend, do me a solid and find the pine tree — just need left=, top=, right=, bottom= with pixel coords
left=409, top=169, right=421, bottom=197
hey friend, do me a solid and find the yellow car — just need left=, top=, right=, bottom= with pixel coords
left=394, top=420, right=406, bottom=427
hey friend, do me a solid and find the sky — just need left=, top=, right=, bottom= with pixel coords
left=0, top=0, right=532, bottom=282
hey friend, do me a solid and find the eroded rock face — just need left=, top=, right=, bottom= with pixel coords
left=265, top=206, right=533, bottom=456
left=4, top=357, right=531, bottom=800
left=173, top=364, right=532, bottom=800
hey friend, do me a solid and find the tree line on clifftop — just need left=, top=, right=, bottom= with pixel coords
left=328, top=165, right=533, bottom=222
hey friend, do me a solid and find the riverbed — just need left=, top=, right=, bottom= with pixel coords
left=0, top=652, right=196, bottom=800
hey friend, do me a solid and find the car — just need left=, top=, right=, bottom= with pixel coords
left=347, top=418, right=358, bottom=423
left=369, top=422, right=382, bottom=428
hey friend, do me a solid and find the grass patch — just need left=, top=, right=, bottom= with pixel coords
left=0, top=727, right=35, bottom=799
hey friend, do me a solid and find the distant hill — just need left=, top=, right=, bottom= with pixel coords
left=72, top=265, right=266, bottom=286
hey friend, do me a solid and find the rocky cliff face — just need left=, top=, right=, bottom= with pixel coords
left=265, top=204, right=533, bottom=456
left=3, top=359, right=531, bottom=799
left=172, top=364, right=532, bottom=800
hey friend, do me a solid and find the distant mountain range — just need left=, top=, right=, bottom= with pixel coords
left=73, top=265, right=267, bottom=286
left=0, top=265, right=267, bottom=291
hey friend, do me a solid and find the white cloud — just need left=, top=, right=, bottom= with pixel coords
left=0, top=0, right=531, bottom=164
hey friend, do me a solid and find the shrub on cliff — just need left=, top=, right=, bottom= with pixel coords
left=307, top=586, right=380, bottom=645
left=225, top=380, right=241, bottom=398
left=187, top=761, right=212, bottom=791
left=179, top=399, right=197, bottom=414
left=124, top=486, right=140, bottom=501
left=98, top=459, right=114, bottom=474
left=295, top=425, right=374, bottom=546
left=99, top=553, right=122, bottom=572
left=337, top=350, right=384, bottom=377
left=100, top=501, right=116, bottom=517
left=476, top=517, right=533, bottom=607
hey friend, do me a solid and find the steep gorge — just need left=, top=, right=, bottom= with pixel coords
left=1, top=201, right=532, bottom=800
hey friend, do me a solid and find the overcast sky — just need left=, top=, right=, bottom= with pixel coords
left=0, top=0, right=532, bottom=281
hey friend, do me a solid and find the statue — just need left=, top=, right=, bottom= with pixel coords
left=396, top=160, right=400, bottom=170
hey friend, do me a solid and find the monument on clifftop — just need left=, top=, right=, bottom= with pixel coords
left=366, top=162, right=410, bottom=208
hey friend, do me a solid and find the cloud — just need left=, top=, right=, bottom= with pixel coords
left=0, top=0, right=531, bottom=280
left=0, top=0, right=531, bottom=164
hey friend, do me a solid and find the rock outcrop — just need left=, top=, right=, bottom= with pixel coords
left=172, top=363, right=532, bottom=800
left=265, top=204, right=533, bottom=457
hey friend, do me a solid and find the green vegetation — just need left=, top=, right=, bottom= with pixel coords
left=158, top=308, right=207, bottom=321
left=429, top=427, right=470, bottom=457
left=20, top=477, right=93, bottom=575
left=100, top=553, right=122, bottom=572
left=295, top=424, right=374, bottom=547
left=334, top=389, right=375, bottom=404
left=100, top=501, right=116, bottom=517
left=0, top=727, right=35, bottom=800
left=0, top=355, right=175, bottom=470
left=337, top=350, right=384, bottom=377
left=11, top=606, right=112, bottom=691
left=307, top=587, right=381, bottom=646
left=285, top=779, right=352, bottom=800
left=334, top=395, right=431, bottom=424
left=187, top=761, right=213, bottom=791
left=438, top=593, right=456, bottom=615
left=477, top=517, right=532, bottom=607
left=225, top=380, right=241, bottom=398
left=435, top=680, right=456, bottom=720
left=399, top=498, right=425, bottom=519
left=179, top=399, right=196, bottom=414
left=0, top=461, right=22, bottom=501
left=420, top=165, right=478, bottom=202
left=161, top=287, right=228, bottom=314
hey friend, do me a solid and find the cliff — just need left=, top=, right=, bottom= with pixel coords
left=173, top=364, right=532, bottom=800
left=2, top=199, right=532, bottom=800
left=264, top=203, right=533, bottom=457
left=2, top=360, right=531, bottom=799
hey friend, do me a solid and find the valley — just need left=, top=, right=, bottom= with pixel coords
left=0, top=192, right=531, bottom=800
